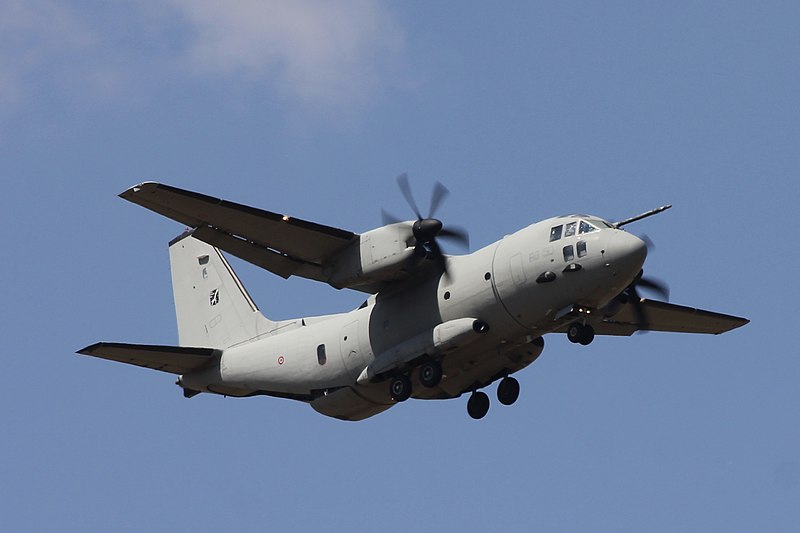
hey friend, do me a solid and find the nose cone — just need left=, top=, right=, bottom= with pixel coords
left=608, top=230, right=647, bottom=282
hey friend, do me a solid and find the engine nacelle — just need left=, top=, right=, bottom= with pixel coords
left=324, top=223, right=416, bottom=289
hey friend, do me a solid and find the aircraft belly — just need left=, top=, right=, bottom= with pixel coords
left=310, top=386, right=394, bottom=421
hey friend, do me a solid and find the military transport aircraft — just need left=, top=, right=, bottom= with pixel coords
left=78, top=177, right=748, bottom=420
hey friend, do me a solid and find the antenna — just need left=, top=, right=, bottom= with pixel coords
left=613, top=205, right=672, bottom=228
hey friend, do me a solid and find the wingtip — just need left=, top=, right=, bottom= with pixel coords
left=76, top=342, right=102, bottom=355
left=118, top=181, right=160, bottom=199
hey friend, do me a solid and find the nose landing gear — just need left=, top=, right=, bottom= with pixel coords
left=567, top=322, right=595, bottom=345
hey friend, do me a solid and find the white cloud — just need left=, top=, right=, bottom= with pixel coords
left=0, top=0, right=406, bottom=118
left=0, top=0, right=95, bottom=110
left=169, top=0, right=405, bottom=110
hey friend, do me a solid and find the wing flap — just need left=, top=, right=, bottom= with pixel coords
left=192, top=226, right=327, bottom=282
left=77, top=342, right=220, bottom=375
left=120, top=182, right=357, bottom=264
left=591, top=299, right=749, bottom=336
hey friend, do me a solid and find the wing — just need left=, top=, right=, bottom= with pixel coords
left=120, top=182, right=358, bottom=286
left=77, top=342, right=220, bottom=374
left=585, top=299, right=749, bottom=336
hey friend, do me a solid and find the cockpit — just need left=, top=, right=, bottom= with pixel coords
left=548, top=216, right=611, bottom=243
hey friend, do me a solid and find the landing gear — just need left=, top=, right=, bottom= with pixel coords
left=497, top=376, right=520, bottom=406
left=567, top=322, right=595, bottom=345
left=467, top=391, right=490, bottom=419
left=389, top=374, right=412, bottom=402
left=419, top=360, right=443, bottom=388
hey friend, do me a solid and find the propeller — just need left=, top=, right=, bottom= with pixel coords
left=620, top=268, right=670, bottom=333
left=382, top=173, right=469, bottom=275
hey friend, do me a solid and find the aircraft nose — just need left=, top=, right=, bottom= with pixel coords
left=607, top=230, right=647, bottom=281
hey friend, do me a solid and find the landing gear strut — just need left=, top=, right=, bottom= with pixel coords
left=467, top=391, right=490, bottom=419
left=567, top=322, right=595, bottom=345
left=389, top=374, right=412, bottom=402
left=497, top=376, right=520, bottom=406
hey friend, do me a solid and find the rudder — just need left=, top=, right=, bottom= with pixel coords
left=169, top=231, right=275, bottom=348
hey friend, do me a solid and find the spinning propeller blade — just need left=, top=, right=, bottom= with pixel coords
left=381, top=209, right=402, bottom=226
left=385, top=173, right=470, bottom=277
left=428, top=181, right=449, bottom=219
left=624, top=269, right=671, bottom=332
left=397, top=173, right=423, bottom=220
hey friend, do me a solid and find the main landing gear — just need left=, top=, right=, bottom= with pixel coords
left=467, top=391, right=490, bottom=419
left=419, top=360, right=443, bottom=388
left=567, top=322, right=595, bottom=345
left=389, top=363, right=522, bottom=421
left=467, top=376, right=520, bottom=420
left=389, top=374, right=412, bottom=402
left=496, top=375, right=520, bottom=405
left=389, top=360, right=444, bottom=402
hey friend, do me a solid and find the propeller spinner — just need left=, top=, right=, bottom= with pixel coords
left=382, top=173, right=469, bottom=274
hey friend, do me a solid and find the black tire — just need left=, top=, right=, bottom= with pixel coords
left=579, top=324, right=595, bottom=346
left=419, top=360, right=443, bottom=388
left=567, top=323, right=582, bottom=343
left=467, top=391, right=490, bottom=419
left=389, top=375, right=412, bottom=402
left=497, top=376, right=520, bottom=406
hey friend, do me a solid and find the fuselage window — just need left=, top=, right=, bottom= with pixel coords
left=579, top=220, right=596, bottom=234
left=563, top=245, right=575, bottom=262
left=317, top=344, right=327, bottom=365
left=565, top=222, right=577, bottom=238
left=550, top=225, right=563, bottom=242
left=577, top=240, right=587, bottom=258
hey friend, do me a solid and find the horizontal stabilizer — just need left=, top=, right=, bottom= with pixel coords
left=77, top=342, right=220, bottom=375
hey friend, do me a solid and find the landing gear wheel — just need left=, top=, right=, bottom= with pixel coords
left=579, top=324, right=595, bottom=346
left=467, top=391, right=490, bottom=419
left=419, top=360, right=443, bottom=388
left=497, top=376, right=520, bottom=406
left=389, top=375, right=412, bottom=402
left=567, top=322, right=583, bottom=344
left=567, top=322, right=595, bottom=345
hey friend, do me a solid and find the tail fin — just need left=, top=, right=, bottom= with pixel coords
left=169, top=231, right=276, bottom=348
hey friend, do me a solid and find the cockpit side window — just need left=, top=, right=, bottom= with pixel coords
left=577, top=240, right=587, bottom=258
left=550, top=225, right=563, bottom=242
left=563, top=245, right=575, bottom=261
left=565, top=222, right=577, bottom=238
left=579, top=220, right=596, bottom=234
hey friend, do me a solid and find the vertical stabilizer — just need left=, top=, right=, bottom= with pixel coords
left=169, top=231, right=275, bottom=348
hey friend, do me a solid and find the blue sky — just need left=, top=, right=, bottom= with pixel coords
left=2, top=1, right=797, bottom=530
